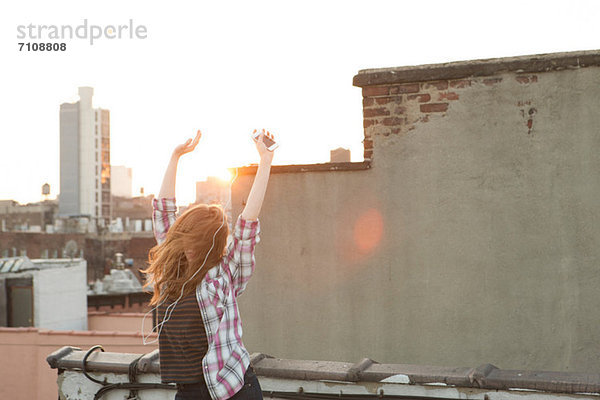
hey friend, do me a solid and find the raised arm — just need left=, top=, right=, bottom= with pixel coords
left=158, top=130, right=202, bottom=198
left=153, top=130, right=202, bottom=244
left=241, top=130, right=275, bottom=221
left=226, top=130, right=276, bottom=295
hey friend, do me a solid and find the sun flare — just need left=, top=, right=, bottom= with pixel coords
left=208, top=168, right=234, bottom=183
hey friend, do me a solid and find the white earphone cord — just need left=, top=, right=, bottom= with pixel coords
left=141, top=167, right=239, bottom=345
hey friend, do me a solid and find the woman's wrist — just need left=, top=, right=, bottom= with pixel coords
left=259, top=152, right=274, bottom=164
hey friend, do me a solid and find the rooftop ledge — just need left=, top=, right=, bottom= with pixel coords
left=47, top=346, right=600, bottom=397
left=353, top=49, right=600, bottom=87
left=230, top=161, right=371, bottom=176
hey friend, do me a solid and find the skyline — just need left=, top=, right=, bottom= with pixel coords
left=1, top=0, right=599, bottom=205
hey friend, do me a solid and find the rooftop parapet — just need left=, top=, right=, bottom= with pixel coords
left=353, top=50, right=600, bottom=87
left=47, top=346, right=600, bottom=399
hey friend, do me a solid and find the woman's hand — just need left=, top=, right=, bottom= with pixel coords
left=158, top=130, right=201, bottom=198
left=243, top=129, right=275, bottom=221
left=172, top=130, right=202, bottom=158
left=252, top=129, right=275, bottom=163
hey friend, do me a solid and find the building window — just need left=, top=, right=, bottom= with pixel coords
left=95, top=192, right=98, bottom=202
left=95, top=126, right=98, bottom=135
left=95, top=152, right=98, bottom=162
left=96, top=179, right=98, bottom=189
left=41, top=249, right=49, bottom=259
left=95, top=139, right=98, bottom=149
left=95, top=206, right=99, bottom=216
left=20, top=249, right=27, bottom=257
left=52, top=249, right=58, bottom=258
left=1, top=249, right=8, bottom=257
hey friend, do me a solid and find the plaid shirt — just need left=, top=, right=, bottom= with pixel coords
left=152, top=197, right=260, bottom=400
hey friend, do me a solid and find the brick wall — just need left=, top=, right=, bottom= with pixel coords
left=0, top=232, right=155, bottom=282
left=355, top=51, right=600, bottom=163
left=0, top=200, right=57, bottom=232
left=361, top=76, right=548, bottom=161
left=0, top=232, right=85, bottom=259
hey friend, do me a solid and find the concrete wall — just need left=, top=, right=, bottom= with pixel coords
left=0, top=327, right=157, bottom=400
left=52, top=349, right=599, bottom=400
left=232, top=51, right=600, bottom=372
left=33, top=261, right=87, bottom=330
left=88, top=312, right=154, bottom=333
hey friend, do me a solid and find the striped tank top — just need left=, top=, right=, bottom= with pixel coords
left=157, top=290, right=208, bottom=383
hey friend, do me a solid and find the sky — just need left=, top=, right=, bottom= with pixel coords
left=1, top=0, right=598, bottom=206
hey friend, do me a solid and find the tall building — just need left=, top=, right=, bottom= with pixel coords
left=111, top=165, right=133, bottom=198
left=58, top=87, right=111, bottom=227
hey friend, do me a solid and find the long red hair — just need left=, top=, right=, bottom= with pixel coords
left=142, top=204, right=229, bottom=306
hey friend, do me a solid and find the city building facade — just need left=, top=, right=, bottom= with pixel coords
left=59, top=87, right=111, bottom=229
left=0, top=199, right=57, bottom=233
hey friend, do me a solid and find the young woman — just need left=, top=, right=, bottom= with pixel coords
left=142, top=129, right=275, bottom=400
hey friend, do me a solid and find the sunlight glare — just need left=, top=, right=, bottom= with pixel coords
left=210, top=168, right=234, bottom=183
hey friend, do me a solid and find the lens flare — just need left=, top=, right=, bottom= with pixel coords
left=353, top=208, right=384, bottom=254
left=210, top=168, right=233, bottom=183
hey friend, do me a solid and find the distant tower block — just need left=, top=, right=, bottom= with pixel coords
left=58, top=87, right=111, bottom=226
left=330, top=147, right=351, bottom=163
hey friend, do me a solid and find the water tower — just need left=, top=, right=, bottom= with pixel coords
left=42, top=183, right=50, bottom=201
